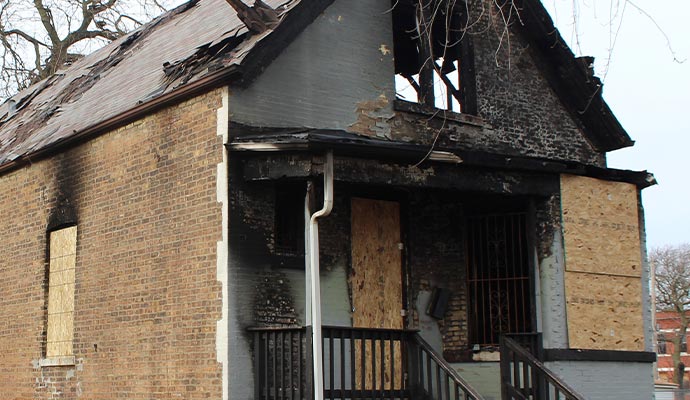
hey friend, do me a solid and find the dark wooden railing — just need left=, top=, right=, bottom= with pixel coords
left=249, top=326, right=312, bottom=400
left=407, top=334, right=484, bottom=400
left=250, top=326, right=484, bottom=400
left=500, top=336, right=586, bottom=400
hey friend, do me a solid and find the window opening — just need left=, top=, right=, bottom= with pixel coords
left=46, top=226, right=77, bottom=358
left=274, top=184, right=305, bottom=256
left=392, top=0, right=476, bottom=114
left=467, top=212, right=531, bottom=347
left=657, top=333, right=667, bottom=355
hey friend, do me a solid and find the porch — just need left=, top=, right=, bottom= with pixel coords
left=248, top=326, right=584, bottom=400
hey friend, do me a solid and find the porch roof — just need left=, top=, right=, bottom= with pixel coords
left=228, top=129, right=656, bottom=189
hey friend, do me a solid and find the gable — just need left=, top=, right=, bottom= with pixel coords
left=228, top=0, right=614, bottom=166
left=0, top=0, right=633, bottom=174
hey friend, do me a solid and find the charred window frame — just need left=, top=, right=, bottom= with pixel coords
left=392, top=0, right=477, bottom=114
left=274, top=184, right=305, bottom=259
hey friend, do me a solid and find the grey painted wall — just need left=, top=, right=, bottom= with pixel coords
left=546, top=361, right=654, bottom=400
left=229, top=0, right=395, bottom=133
left=539, top=232, right=569, bottom=349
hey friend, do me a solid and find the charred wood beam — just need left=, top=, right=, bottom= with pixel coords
left=416, top=1, right=435, bottom=107
left=224, top=0, right=279, bottom=34
left=240, top=153, right=560, bottom=196
left=228, top=127, right=656, bottom=188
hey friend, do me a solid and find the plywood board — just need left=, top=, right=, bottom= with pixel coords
left=560, top=175, right=641, bottom=277
left=350, top=198, right=403, bottom=330
left=46, top=311, right=74, bottom=357
left=47, top=226, right=77, bottom=358
left=350, top=198, right=403, bottom=390
left=565, top=272, right=644, bottom=350
left=50, top=226, right=78, bottom=258
left=560, top=175, right=644, bottom=351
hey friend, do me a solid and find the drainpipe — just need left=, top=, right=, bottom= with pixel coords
left=306, top=151, right=333, bottom=400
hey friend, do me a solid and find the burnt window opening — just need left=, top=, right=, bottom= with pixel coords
left=467, top=212, right=532, bottom=347
left=392, top=0, right=477, bottom=114
left=274, top=184, right=305, bottom=257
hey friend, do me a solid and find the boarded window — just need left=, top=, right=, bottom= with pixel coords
left=46, top=226, right=77, bottom=358
left=467, top=213, right=532, bottom=346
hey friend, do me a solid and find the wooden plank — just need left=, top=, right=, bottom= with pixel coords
left=560, top=174, right=641, bottom=277
left=350, top=198, right=403, bottom=390
left=47, top=226, right=77, bottom=358
left=350, top=198, right=403, bottom=330
left=560, top=175, right=644, bottom=351
left=564, top=272, right=643, bottom=350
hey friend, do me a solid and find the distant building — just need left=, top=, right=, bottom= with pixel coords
left=657, top=311, right=690, bottom=384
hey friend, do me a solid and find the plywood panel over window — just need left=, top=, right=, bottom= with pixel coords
left=46, top=226, right=77, bottom=358
left=560, top=175, right=643, bottom=351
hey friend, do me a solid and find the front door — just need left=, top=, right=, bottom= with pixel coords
left=350, top=197, right=403, bottom=391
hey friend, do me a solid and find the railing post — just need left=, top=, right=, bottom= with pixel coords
left=306, top=325, right=314, bottom=400
left=499, top=335, right=510, bottom=400
left=406, top=331, right=420, bottom=398
left=254, top=330, right=262, bottom=400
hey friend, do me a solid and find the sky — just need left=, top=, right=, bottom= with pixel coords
left=542, top=0, right=690, bottom=249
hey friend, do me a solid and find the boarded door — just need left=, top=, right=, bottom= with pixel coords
left=350, top=197, right=403, bottom=391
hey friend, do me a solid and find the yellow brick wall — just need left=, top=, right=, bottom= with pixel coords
left=0, top=89, right=224, bottom=399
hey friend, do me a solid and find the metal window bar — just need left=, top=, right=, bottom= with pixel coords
left=467, top=213, right=532, bottom=346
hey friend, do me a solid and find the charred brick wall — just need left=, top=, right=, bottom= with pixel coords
left=406, top=192, right=468, bottom=358
left=468, top=3, right=606, bottom=166
left=0, top=90, right=223, bottom=399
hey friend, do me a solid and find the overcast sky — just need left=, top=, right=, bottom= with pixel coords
left=542, top=0, right=690, bottom=249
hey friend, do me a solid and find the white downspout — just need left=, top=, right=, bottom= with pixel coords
left=307, top=151, right=333, bottom=400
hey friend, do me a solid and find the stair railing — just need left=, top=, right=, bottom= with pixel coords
left=407, top=333, right=485, bottom=400
left=499, top=336, right=586, bottom=400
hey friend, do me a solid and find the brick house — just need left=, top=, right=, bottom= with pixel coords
left=0, top=0, right=657, bottom=399
left=657, top=311, right=690, bottom=384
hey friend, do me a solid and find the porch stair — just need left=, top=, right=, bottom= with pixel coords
left=499, top=336, right=586, bottom=400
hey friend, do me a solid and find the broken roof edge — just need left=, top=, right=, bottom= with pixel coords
left=0, top=0, right=336, bottom=177
left=228, top=128, right=656, bottom=189
left=516, top=0, right=634, bottom=152
left=0, top=65, right=242, bottom=177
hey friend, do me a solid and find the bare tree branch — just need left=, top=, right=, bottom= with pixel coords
left=0, top=0, right=170, bottom=99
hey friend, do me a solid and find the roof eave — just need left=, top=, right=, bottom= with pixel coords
left=516, top=0, right=634, bottom=152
